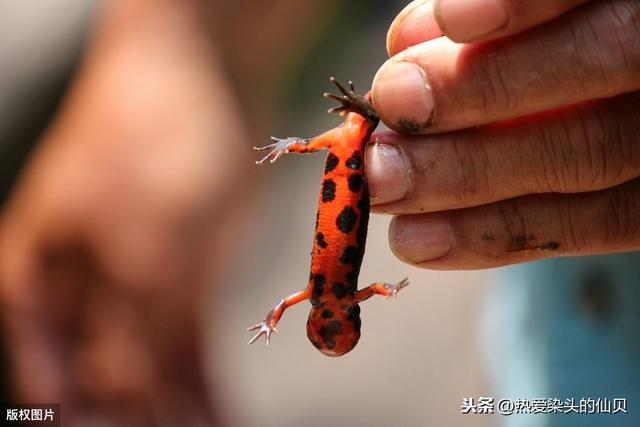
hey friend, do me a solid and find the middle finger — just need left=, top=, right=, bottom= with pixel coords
left=367, top=92, right=640, bottom=213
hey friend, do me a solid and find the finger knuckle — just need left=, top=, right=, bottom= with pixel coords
left=531, top=96, right=640, bottom=193
left=599, top=180, right=640, bottom=248
left=533, top=119, right=580, bottom=192
left=494, top=198, right=535, bottom=252
left=473, top=46, right=519, bottom=116
left=576, top=106, right=619, bottom=190
left=573, top=0, right=640, bottom=87
left=605, top=0, right=640, bottom=77
left=555, top=196, right=593, bottom=253
left=586, top=98, right=640, bottom=186
left=608, top=93, right=640, bottom=173
left=449, top=137, right=495, bottom=204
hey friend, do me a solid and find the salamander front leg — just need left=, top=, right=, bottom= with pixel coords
left=247, top=289, right=310, bottom=345
left=254, top=137, right=307, bottom=165
left=255, top=123, right=345, bottom=166
left=324, top=77, right=379, bottom=124
left=354, top=277, right=409, bottom=303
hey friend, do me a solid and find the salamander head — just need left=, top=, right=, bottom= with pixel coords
left=306, top=304, right=362, bottom=357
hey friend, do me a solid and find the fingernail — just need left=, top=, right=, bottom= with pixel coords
left=389, top=214, right=451, bottom=263
left=434, top=0, right=507, bottom=42
left=367, top=142, right=413, bottom=205
left=387, top=0, right=442, bottom=56
left=372, top=60, right=434, bottom=134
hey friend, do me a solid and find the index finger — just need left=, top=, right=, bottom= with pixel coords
left=433, top=0, right=589, bottom=43
left=372, top=0, right=640, bottom=134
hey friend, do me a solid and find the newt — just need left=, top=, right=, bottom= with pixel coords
left=249, top=78, right=409, bottom=356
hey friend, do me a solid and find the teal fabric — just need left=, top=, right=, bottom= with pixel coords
left=483, top=253, right=640, bottom=427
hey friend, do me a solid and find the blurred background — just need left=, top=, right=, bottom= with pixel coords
left=1, top=1, right=637, bottom=427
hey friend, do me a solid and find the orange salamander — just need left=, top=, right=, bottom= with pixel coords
left=248, top=78, right=409, bottom=357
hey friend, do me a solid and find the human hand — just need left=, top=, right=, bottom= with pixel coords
left=0, top=0, right=248, bottom=424
left=368, top=0, right=640, bottom=269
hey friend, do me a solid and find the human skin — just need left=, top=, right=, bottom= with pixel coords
left=368, top=0, right=640, bottom=269
left=0, top=0, right=332, bottom=424
left=0, top=0, right=247, bottom=423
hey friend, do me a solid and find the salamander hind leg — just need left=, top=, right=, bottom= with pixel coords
left=254, top=137, right=310, bottom=165
left=354, top=277, right=410, bottom=303
left=247, top=288, right=310, bottom=345
left=254, top=129, right=341, bottom=165
left=247, top=318, right=278, bottom=345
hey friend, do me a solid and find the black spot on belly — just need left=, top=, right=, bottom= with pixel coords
left=319, top=320, right=342, bottom=349
left=346, top=270, right=358, bottom=289
left=356, top=221, right=368, bottom=249
left=316, top=232, right=328, bottom=249
left=336, top=206, right=357, bottom=234
left=357, top=193, right=369, bottom=212
left=313, top=273, right=326, bottom=288
left=315, top=211, right=320, bottom=229
left=311, top=274, right=325, bottom=301
left=348, top=173, right=363, bottom=193
left=346, top=151, right=362, bottom=170
left=321, top=309, right=334, bottom=319
left=322, top=179, right=336, bottom=202
left=347, top=304, right=360, bottom=320
left=348, top=304, right=362, bottom=333
left=340, top=245, right=360, bottom=267
left=356, top=190, right=370, bottom=247
left=333, top=282, right=348, bottom=299
left=324, top=152, right=339, bottom=174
